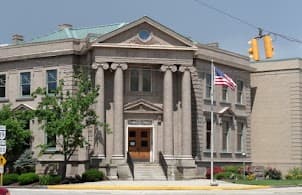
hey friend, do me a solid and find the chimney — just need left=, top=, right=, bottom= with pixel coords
left=58, top=24, right=72, bottom=30
left=12, top=34, right=24, bottom=44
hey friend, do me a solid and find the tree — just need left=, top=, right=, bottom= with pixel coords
left=0, top=104, right=32, bottom=169
left=33, top=74, right=100, bottom=179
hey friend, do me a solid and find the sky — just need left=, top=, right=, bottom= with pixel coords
left=1, top=0, right=301, bottom=60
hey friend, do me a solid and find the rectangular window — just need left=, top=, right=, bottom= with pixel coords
left=222, top=86, right=228, bottom=102
left=47, top=70, right=57, bottom=94
left=142, top=70, right=151, bottom=92
left=206, top=120, right=211, bottom=150
left=222, top=121, right=230, bottom=151
left=130, top=69, right=151, bottom=92
left=237, top=80, right=244, bottom=104
left=237, top=122, right=244, bottom=152
left=130, top=70, right=139, bottom=91
left=20, top=72, right=31, bottom=96
left=206, top=73, right=211, bottom=98
left=46, top=133, right=56, bottom=149
left=0, top=75, right=6, bottom=98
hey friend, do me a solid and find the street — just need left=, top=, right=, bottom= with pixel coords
left=8, top=187, right=302, bottom=195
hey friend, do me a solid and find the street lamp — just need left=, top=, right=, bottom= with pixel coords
left=242, top=152, right=246, bottom=179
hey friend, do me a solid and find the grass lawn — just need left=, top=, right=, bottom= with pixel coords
left=233, top=179, right=302, bottom=186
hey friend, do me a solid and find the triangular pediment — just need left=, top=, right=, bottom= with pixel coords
left=13, top=104, right=34, bottom=111
left=124, top=99, right=163, bottom=114
left=92, top=16, right=195, bottom=48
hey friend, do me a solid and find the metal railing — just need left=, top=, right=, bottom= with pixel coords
left=159, top=151, right=168, bottom=179
left=127, top=151, right=134, bottom=180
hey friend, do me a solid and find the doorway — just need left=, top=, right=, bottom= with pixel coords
left=128, top=128, right=151, bottom=161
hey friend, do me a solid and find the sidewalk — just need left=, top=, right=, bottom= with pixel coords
left=47, top=179, right=270, bottom=190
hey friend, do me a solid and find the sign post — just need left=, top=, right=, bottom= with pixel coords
left=0, top=125, right=6, bottom=186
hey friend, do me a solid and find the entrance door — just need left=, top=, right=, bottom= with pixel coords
left=128, top=128, right=151, bottom=161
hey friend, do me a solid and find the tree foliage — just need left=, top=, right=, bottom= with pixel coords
left=0, top=104, right=32, bottom=165
left=33, top=74, right=100, bottom=178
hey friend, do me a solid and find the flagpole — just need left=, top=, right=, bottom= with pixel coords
left=210, top=59, right=217, bottom=186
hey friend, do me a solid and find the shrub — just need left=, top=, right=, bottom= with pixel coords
left=285, top=167, right=302, bottom=180
left=215, top=172, right=232, bottom=180
left=82, top=169, right=104, bottom=182
left=3, top=173, right=19, bottom=185
left=39, top=175, right=61, bottom=185
left=265, top=168, right=282, bottom=180
left=205, top=166, right=223, bottom=179
left=14, top=149, right=36, bottom=174
left=18, top=172, right=39, bottom=185
left=223, top=166, right=240, bottom=173
left=246, top=174, right=256, bottom=180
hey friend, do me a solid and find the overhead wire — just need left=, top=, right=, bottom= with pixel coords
left=193, top=0, right=302, bottom=44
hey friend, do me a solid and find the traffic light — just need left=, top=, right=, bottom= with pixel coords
left=248, top=38, right=260, bottom=61
left=263, top=35, right=274, bottom=59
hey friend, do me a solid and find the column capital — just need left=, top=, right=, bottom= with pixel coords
left=111, top=63, right=128, bottom=70
left=179, top=65, right=196, bottom=73
left=160, top=64, right=177, bottom=72
left=92, top=62, right=110, bottom=70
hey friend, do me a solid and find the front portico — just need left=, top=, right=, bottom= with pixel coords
left=89, top=17, right=199, bottom=179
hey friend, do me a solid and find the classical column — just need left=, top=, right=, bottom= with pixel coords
left=92, top=62, right=109, bottom=158
left=111, top=63, right=128, bottom=160
left=160, top=64, right=177, bottom=156
left=179, top=66, right=195, bottom=157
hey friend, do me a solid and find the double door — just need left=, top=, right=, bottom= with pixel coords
left=128, top=128, right=151, bottom=161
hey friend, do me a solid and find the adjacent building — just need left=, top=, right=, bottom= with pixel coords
left=251, top=58, right=302, bottom=174
left=0, top=16, right=253, bottom=179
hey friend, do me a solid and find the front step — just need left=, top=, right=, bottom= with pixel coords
left=133, top=163, right=167, bottom=180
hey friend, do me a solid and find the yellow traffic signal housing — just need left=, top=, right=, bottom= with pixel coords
left=248, top=38, right=260, bottom=61
left=263, top=35, right=274, bottom=59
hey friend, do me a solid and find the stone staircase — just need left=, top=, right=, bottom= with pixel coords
left=133, top=163, right=167, bottom=180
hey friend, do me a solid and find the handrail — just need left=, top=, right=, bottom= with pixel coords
left=127, top=151, right=134, bottom=180
left=159, top=151, right=168, bottom=179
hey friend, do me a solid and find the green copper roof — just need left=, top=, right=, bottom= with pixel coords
left=29, top=23, right=127, bottom=43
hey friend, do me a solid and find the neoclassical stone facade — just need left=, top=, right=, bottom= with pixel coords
left=0, top=16, right=252, bottom=179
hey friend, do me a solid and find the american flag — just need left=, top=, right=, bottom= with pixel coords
left=214, top=67, right=237, bottom=90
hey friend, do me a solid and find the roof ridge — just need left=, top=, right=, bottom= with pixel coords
left=72, top=22, right=127, bottom=31
left=30, top=29, right=66, bottom=42
left=30, top=22, right=128, bottom=42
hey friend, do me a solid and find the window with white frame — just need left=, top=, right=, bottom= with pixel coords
left=237, top=122, right=244, bottom=152
left=0, top=74, right=6, bottom=98
left=20, top=72, right=31, bottom=96
left=222, top=86, right=228, bottom=102
left=47, top=69, right=57, bottom=94
left=222, top=120, right=230, bottom=151
left=130, top=69, right=151, bottom=92
left=237, top=80, right=244, bottom=104
left=205, top=73, right=211, bottom=98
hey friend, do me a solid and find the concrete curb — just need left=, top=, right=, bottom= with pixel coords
left=47, top=184, right=270, bottom=190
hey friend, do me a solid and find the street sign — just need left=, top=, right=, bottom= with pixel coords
left=0, top=156, right=6, bottom=166
left=0, top=165, right=3, bottom=174
left=0, top=146, right=6, bottom=155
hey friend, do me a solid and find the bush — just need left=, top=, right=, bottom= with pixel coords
left=246, top=173, right=256, bottom=180
left=39, top=175, right=61, bottom=185
left=3, top=173, right=19, bottom=185
left=61, top=174, right=83, bottom=184
left=82, top=169, right=104, bottom=182
left=285, top=167, right=302, bottom=180
left=215, top=172, right=232, bottom=180
left=223, top=166, right=240, bottom=173
left=14, top=149, right=36, bottom=174
left=205, top=166, right=223, bottom=179
left=265, top=168, right=282, bottom=180
left=18, top=172, right=39, bottom=185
